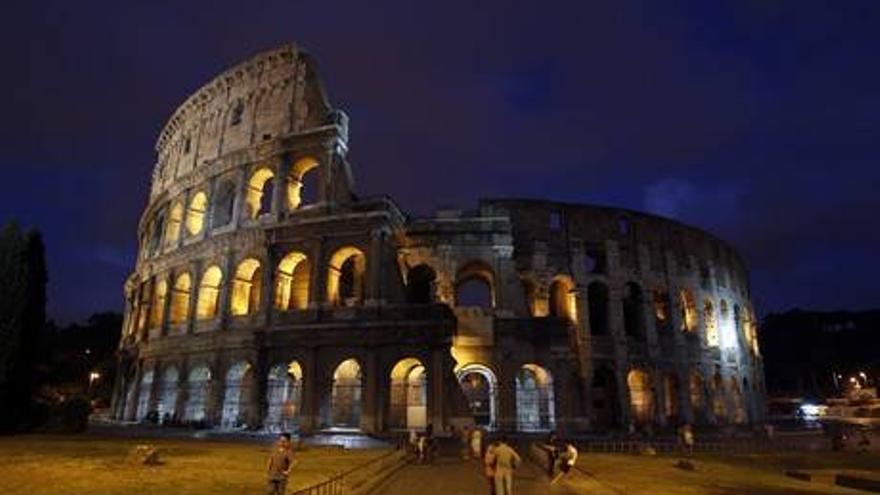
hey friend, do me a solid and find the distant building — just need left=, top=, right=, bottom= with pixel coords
left=111, top=44, right=765, bottom=433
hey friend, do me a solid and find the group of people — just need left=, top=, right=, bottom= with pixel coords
left=408, top=423, right=436, bottom=463
left=543, top=433, right=579, bottom=484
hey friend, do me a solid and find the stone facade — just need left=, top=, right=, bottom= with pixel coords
left=112, top=44, right=765, bottom=434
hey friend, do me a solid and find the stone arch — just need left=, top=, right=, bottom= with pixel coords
left=230, top=258, right=262, bottom=316
left=148, top=213, right=166, bottom=255
left=287, top=156, right=320, bottom=210
left=195, top=265, right=223, bottom=320
left=679, top=288, right=698, bottom=333
left=165, top=202, right=184, bottom=247
left=327, top=247, right=366, bottom=306
left=328, top=358, right=363, bottom=429
left=456, top=363, right=498, bottom=429
left=729, top=376, right=747, bottom=424
left=169, top=272, right=191, bottom=325
left=389, top=357, right=428, bottom=429
left=211, top=180, right=237, bottom=228
left=591, top=365, right=618, bottom=427
left=704, top=298, right=719, bottom=347
left=516, top=364, right=555, bottom=431
left=156, top=366, right=179, bottom=422
left=711, top=370, right=727, bottom=422
left=220, top=361, right=253, bottom=429
left=265, top=361, right=303, bottom=433
left=662, top=372, right=680, bottom=424
left=406, top=264, right=436, bottom=304
left=652, top=288, right=672, bottom=332
left=185, top=191, right=208, bottom=236
left=549, top=275, right=577, bottom=323
left=149, top=279, right=167, bottom=329
left=455, top=260, right=495, bottom=308
left=623, top=282, right=645, bottom=339
left=183, top=364, right=211, bottom=422
left=587, top=281, right=609, bottom=335
left=275, top=251, right=311, bottom=310
left=627, top=368, right=655, bottom=426
left=136, top=369, right=154, bottom=421
left=244, top=167, right=275, bottom=219
left=689, top=369, right=705, bottom=422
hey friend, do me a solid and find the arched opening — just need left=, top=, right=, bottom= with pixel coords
left=663, top=373, right=679, bottom=424
left=730, top=376, right=747, bottom=424
left=704, top=299, right=719, bottom=347
left=183, top=365, right=211, bottom=422
left=455, top=261, right=495, bottom=308
left=516, top=364, right=555, bottom=432
left=711, top=371, right=727, bottom=423
left=521, top=278, right=538, bottom=316
left=265, top=361, right=303, bottom=433
left=329, top=358, right=363, bottom=429
left=623, top=282, right=645, bottom=339
left=406, top=264, right=436, bottom=304
left=679, top=288, right=698, bottom=333
left=588, top=281, right=609, bottom=335
left=136, top=370, right=154, bottom=421
left=733, top=303, right=744, bottom=350
left=136, top=282, right=150, bottom=335
left=653, top=289, right=672, bottom=333
left=456, top=363, right=498, bottom=429
left=549, top=276, right=577, bottom=323
left=389, top=357, right=427, bottom=429
left=327, top=247, right=366, bottom=307
left=157, top=366, right=179, bottom=423
left=211, top=180, right=236, bottom=228
left=185, top=191, right=208, bottom=236
left=591, top=365, right=618, bottom=427
left=689, top=370, right=705, bottom=422
left=149, top=214, right=165, bottom=255
left=230, top=258, right=262, bottom=316
left=627, top=368, right=655, bottom=426
left=169, top=273, right=191, bottom=325
left=149, top=279, right=167, bottom=329
left=286, top=157, right=320, bottom=210
left=275, top=252, right=311, bottom=310
left=244, top=167, right=275, bottom=219
left=196, top=265, right=223, bottom=320
left=165, top=202, right=183, bottom=247
left=220, top=362, right=252, bottom=429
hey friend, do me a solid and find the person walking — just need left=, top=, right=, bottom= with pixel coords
left=544, top=432, right=559, bottom=479
left=483, top=439, right=499, bottom=495
left=550, top=441, right=578, bottom=484
left=471, top=427, right=483, bottom=461
left=491, top=437, right=521, bottom=495
left=265, top=433, right=296, bottom=495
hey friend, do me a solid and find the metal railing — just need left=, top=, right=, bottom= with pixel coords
left=290, top=447, right=403, bottom=495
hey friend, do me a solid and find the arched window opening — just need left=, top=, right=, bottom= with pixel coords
left=711, top=371, right=727, bottom=422
left=196, top=265, right=223, bottom=320
left=169, top=273, right=191, bottom=325
left=220, top=362, right=252, bottom=429
left=275, top=252, right=310, bottom=310
left=704, top=299, right=719, bottom=347
left=627, top=368, right=654, bottom=426
left=149, top=280, right=167, bottom=329
left=689, top=370, right=705, bottom=421
left=149, top=214, right=165, bottom=255
left=184, top=365, right=211, bottom=422
left=136, top=282, right=150, bottom=335
left=211, top=181, right=236, bottom=228
left=165, top=202, right=184, bottom=247
left=455, top=261, right=495, bottom=308
left=549, top=276, right=577, bottom=323
left=157, top=367, right=179, bottom=424
left=327, top=247, right=366, bottom=307
left=389, top=358, right=427, bottom=430
left=328, top=358, right=363, bottom=429
left=230, top=258, right=262, bottom=316
left=406, top=264, right=436, bottom=304
left=663, top=373, right=679, bottom=424
left=136, top=370, right=154, bottom=421
left=623, top=282, right=645, bottom=339
left=185, top=191, right=208, bottom=236
left=266, top=361, right=303, bottom=432
left=591, top=366, right=618, bottom=427
left=456, top=364, right=498, bottom=429
left=729, top=377, right=747, bottom=424
left=653, top=289, right=671, bottom=332
left=516, top=364, right=555, bottom=432
left=588, top=281, right=609, bottom=335
left=244, top=167, right=275, bottom=219
left=679, top=288, right=698, bottom=333
left=286, top=157, right=320, bottom=210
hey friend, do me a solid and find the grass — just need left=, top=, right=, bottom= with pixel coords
left=576, top=451, right=880, bottom=495
left=0, top=435, right=388, bottom=495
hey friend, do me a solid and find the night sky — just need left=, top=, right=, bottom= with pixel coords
left=3, top=2, right=879, bottom=323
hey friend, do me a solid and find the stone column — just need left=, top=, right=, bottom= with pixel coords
left=261, top=247, right=276, bottom=327
left=299, top=350, right=319, bottom=433
left=308, top=238, right=327, bottom=308
left=360, top=351, right=379, bottom=433
left=272, top=155, right=289, bottom=217
left=216, top=252, right=236, bottom=329
left=365, top=228, right=387, bottom=305
left=185, top=260, right=202, bottom=334
left=160, top=273, right=173, bottom=337
left=232, top=166, right=248, bottom=228
left=429, top=348, right=447, bottom=430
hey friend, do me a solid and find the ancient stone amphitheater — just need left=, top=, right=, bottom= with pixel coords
left=112, top=44, right=765, bottom=434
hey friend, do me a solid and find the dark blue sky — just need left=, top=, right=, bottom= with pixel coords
left=2, top=1, right=878, bottom=323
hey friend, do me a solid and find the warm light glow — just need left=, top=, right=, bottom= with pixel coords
left=150, top=279, right=168, bottom=328
left=89, top=371, right=101, bottom=384
left=196, top=265, right=223, bottom=320
left=286, top=157, right=319, bottom=210
left=549, top=275, right=577, bottom=323
left=679, top=288, right=698, bottom=332
left=327, top=246, right=366, bottom=306
left=169, top=272, right=191, bottom=325
left=704, top=299, right=718, bottom=347
left=627, top=368, right=654, bottom=425
left=230, top=258, right=261, bottom=316
left=185, top=191, right=208, bottom=235
left=165, top=202, right=183, bottom=247
left=244, top=167, right=274, bottom=219
left=274, top=251, right=310, bottom=310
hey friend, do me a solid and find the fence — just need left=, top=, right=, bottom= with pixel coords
left=290, top=447, right=406, bottom=495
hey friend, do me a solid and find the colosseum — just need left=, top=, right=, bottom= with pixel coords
left=111, top=44, right=765, bottom=435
